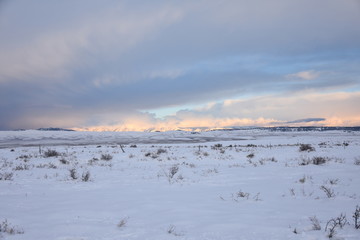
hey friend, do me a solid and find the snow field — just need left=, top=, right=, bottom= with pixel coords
left=0, top=131, right=360, bottom=240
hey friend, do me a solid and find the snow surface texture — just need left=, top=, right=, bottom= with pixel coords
left=1, top=130, right=360, bottom=240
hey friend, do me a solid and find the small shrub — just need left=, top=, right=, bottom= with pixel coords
left=130, top=145, right=137, bottom=148
left=117, top=217, right=129, bottom=228
left=269, top=157, right=277, bottom=162
left=13, top=164, right=30, bottom=171
left=157, top=148, right=167, bottom=155
left=299, top=176, right=306, bottom=183
left=44, top=149, right=60, bottom=157
left=88, top=157, right=99, bottom=165
left=299, top=157, right=311, bottom=166
left=18, top=154, right=31, bottom=160
left=101, top=154, right=113, bottom=161
left=312, top=156, right=328, bottom=165
left=232, top=190, right=252, bottom=201
left=328, top=178, right=339, bottom=185
left=354, top=157, right=360, bottom=165
left=0, top=172, right=13, bottom=181
left=167, top=225, right=183, bottom=236
left=299, top=144, right=315, bottom=152
left=237, top=190, right=250, bottom=199
left=48, top=163, right=57, bottom=169
left=59, top=158, right=69, bottom=164
left=325, top=213, right=347, bottom=238
left=69, top=168, right=78, bottom=180
left=169, top=165, right=179, bottom=179
left=81, top=171, right=91, bottom=182
left=144, top=152, right=151, bottom=157
left=0, top=219, right=24, bottom=235
left=353, top=205, right=360, bottom=229
left=247, top=144, right=257, bottom=147
left=309, top=216, right=321, bottom=230
left=289, top=188, right=296, bottom=196
left=163, top=165, right=179, bottom=183
left=320, top=185, right=335, bottom=198
left=247, top=153, right=255, bottom=159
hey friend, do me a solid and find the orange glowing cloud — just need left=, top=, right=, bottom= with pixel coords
left=72, top=91, right=360, bottom=131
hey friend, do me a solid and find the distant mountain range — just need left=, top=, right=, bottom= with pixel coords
left=9, top=126, right=360, bottom=132
left=36, top=127, right=75, bottom=131
left=183, top=126, right=360, bottom=132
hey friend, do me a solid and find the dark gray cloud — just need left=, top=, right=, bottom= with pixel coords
left=286, top=118, right=326, bottom=124
left=0, top=0, right=360, bottom=130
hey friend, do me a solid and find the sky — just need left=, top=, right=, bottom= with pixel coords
left=0, top=0, right=360, bottom=131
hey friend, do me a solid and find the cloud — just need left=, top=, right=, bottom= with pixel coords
left=0, top=2, right=183, bottom=83
left=0, top=1, right=359, bottom=130
left=286, top=118, right=326, bottom=124
left=69, top=91, right=360, bottom=131
left=286, top=70, right=320, bottom=80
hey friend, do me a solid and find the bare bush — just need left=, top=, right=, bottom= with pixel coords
left=101, top=154, right=113, bottom=161
left=247, top=144, right=257, bottom=147
left=169, top=165, right=179, bottom=179
left=167, top=224, right=183, bottom=236
left=157, top=148, right=167, bottom=155
left=299, top=144, right=315, bottom=152
left=88, top=158, right=99, bottom=165
left=17, top=154, right=31, bottom=160
left=289, top=188, right=296, bottom=197
left=354, top=205, right=360, bottom=229
left=298, top=156, right=312, bottom=166
left=237, top=191, right=250, bottom=199
left=163, top=165, right=179, bottom=183
left=43, top=149, right=60, bottom=158
left=0, top=219, right=24, bottom=235
left=0, top=172, right=13, bottom=181
left=327, top=178, right=339, bottom=185
left=320, top=185, right=335, bottom=198
left=299, top=176, right=306, bottom=183
left=117, top=217, right=129, bottom=228
left=213, top=143, right=222, bottom=149
left=232, top=190, right=251, bottom=201
left=36, top=163, right=57, bottom=169
left=59, top=158, right=69, bottom=164
left=325, top=213, right=347, bottom=238
left=246, top=153, right=255, bottom=159
left=69, top=168, right=78, bottom=180
left=309, top=216, right=321, bottom=230
left=312, top=156, right=328, bottom=165
left=81, top=171, right=91, bottom=182
left=13, top=164, right=30, bottom=171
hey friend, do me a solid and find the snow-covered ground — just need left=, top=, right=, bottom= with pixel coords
left=1, top=130, right=360, bottom=240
